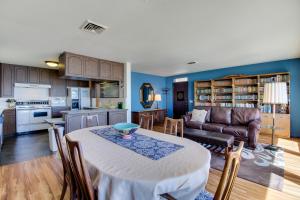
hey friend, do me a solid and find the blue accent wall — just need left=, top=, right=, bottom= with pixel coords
left=131, top=72, right=167, bottom=111
left=165, top=58, right=300, bottom=137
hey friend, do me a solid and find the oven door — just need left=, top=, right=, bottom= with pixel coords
left=30, top=109, right=51, bottom=124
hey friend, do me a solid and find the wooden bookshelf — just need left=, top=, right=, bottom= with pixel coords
left=194, top=72, right=291, bottom=138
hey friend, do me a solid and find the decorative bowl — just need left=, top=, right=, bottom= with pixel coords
left=112, top=123, right=139, bottom=139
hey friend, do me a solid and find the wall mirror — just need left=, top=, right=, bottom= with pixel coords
left=140, top=83, right=155, bottom=108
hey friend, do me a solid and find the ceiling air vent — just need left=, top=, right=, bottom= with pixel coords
left=80, top=20, right=107, bottom=34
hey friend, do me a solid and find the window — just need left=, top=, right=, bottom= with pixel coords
left=173, top=77, right=188, bottom=82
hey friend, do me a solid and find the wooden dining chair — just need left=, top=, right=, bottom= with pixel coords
left=163, top=117, right=183, bottom=137
left=139, top=114, right=154, bottom=130
left=161, top=141, right=244, bottom=200
left=81, top=114, right=100, bottom=129
left=53, top=127, right=77, bottom=200
left=65, top=135, right=96, bottom=200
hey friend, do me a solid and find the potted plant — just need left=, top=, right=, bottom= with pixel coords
left=6, top=99, right=16, bottom=108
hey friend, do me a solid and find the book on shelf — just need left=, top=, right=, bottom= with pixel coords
left=235, top=103, right=256, bottom=108
left=198, top=95, right=211, bottom=101
left=235, top=94, right=258, bottom=100
left=214, top=88, right=232, bottom=93
left=196, top=88, right=211, bottom=94
left=234, top=86, right=257, bottom=93
left=214, top=80, right=232, bottom=86
left=260, top=74, right=289, bottom=84
left=214, top=102, right=232, bottom=107
left=197, top=102, right=212, bottom=106
left=197, top=82, right=211, bottom=87
left=235, top=78, right=257, bottom=85
left=215, top=95, right=232, bottom=100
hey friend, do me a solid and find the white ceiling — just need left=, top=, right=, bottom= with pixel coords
left=0, top=0, right=299, bottom=76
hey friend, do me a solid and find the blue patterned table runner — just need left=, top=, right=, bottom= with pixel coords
left=90, top=127, right=184, bottom=160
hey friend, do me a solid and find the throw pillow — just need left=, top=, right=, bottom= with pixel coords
left=190, top=109, right=207, bottom=123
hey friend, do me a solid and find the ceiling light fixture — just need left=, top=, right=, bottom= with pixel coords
left=45, top=61, right=59, bottom=67
left=187, top=61, right=197, bottom=65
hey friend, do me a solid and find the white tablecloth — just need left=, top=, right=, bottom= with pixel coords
left=67, top=126, right=211, bottom=200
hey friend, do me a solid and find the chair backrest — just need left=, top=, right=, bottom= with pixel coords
left=81, top=115, right=100, bottom=128
left=214, top=141, right=244, bottom=200
left=65, top=135, right=95, bottom=200
left=139, top=114, right=154, bottom=130
left=163, top=117, right=183, bottom=137
left=53, top=127, right=70, bottom=176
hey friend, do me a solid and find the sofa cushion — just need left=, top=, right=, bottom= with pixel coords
left=185, top=121, right=203, bottom=129
left=202, top=123, right=227, bottom=133
left=211, top=107, right=232, bottom=125
left=194, top=106, right=211, bottom=122
left=232, top=107, right=261, bottom=125
left=223, top=126, right=248, bottom=138
left=191, top=109, right=207, bottom=123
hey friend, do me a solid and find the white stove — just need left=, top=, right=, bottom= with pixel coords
left=16, top=100, right=51, bottom=133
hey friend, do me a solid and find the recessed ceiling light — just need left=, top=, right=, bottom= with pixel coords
left=45, top=61, right=59, bottom=67
left=187, top=61, right=197, bottom=65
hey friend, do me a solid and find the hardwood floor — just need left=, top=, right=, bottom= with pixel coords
left=0, top=131, right=53, bottom=165
left=0, top=130, right=300, bottom=200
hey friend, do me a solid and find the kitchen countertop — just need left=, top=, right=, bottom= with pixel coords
left=61, top=108, right=127, bottom=115
left=45, top=118, right=65, bottom=126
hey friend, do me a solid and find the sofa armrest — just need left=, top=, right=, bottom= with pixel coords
left=248, top=120, right=261, bottom=148
left=183, top=113, right=192, bottom=125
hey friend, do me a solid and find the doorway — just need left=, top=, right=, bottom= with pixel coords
left=173, top=81, right=188, bottom=119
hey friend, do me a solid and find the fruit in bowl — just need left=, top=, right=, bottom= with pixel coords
left=112, top=123, right=139, bottom=139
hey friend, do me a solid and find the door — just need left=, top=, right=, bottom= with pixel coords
left=28, top=67, right=40, bottom=83
left=66, top=54, right=83, bottom=76
left=50, top=70, right=67, bottom=97
left=100, top=61, right=112, bottom=80
left=173, top=82, right=188, bottom=119
left=83, top=57, right=99, bottom=79
left=109, top=111, right=127, bottom=125
left=1, top=64, right=14, bottom=97
left=15, top=66, right=28, bottom=83
left=30, top=109, right=51, bottom=124
left=80, top=88, right=90, bottom=108
left=112, top=62, right=124, bottom=80
left=39, top=69, right=51, bottom=84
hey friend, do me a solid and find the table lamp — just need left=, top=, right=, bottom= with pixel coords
left=263, top=82, right=288, bottom=151
left=154, top=94, right=162, bottom=109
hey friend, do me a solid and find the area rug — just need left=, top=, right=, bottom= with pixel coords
left=209, top=143, right=285, bottom=191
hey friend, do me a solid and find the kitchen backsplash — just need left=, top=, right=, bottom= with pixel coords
left=14, top=87, right=49, bottom=101
left=91, top=98, right=125, bottom=108
left=50, top=97, right=67, bottom=107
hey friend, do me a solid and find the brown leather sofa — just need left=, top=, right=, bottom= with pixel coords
left=183, top=106, right=261, bottom=148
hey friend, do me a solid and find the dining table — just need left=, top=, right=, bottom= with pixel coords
left=66, top=126, right=211, bottom=200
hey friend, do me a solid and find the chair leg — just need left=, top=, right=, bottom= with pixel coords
left=69, top=182, right=76, bottom=200
left=60, top=176, right=68, bottom=200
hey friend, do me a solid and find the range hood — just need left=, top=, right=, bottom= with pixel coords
left=15, top=83, right=51, bottom=89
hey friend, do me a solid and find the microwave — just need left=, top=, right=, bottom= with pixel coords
left=99, top=81, right=119, bottom=98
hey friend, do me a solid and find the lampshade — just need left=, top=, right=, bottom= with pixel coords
left=263, top=82, right=288, bottom=104
left=154, top=94, right=162, bottom=101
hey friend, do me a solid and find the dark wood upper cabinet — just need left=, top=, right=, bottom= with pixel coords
left=39, top=68, right=51, bottom=84
left=112, top=62, right=124, bottom=81
left=15, top=66, right=28, bottom=83
left=28, top=67, right=39, bottom=83
left=0, top=63, right=14, bottom=97
left=100, top=60, right=112, bottom=80
left=59, top=52, right=124, bottom=80
left=83, top=57, right=99, bottom=79
left=59, top=52, right=83, bottom=77
left=50, top=70, right=67, bottom=97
